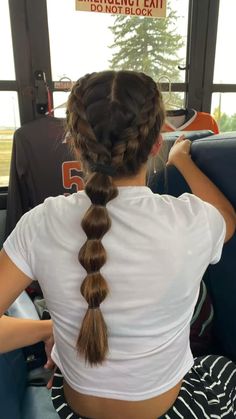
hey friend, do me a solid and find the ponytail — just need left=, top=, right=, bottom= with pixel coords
left=77, top=172, right=118, bottom=365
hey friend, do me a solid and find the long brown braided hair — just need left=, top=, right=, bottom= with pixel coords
left=66, top=71, right=165, bottom=365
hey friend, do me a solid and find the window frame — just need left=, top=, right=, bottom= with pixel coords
left=6, top=0, right=236, bottom=120
left=7, top=0, right=229, bottom=121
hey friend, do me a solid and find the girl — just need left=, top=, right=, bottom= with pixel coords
left=0, top=71, right=236, bottom=419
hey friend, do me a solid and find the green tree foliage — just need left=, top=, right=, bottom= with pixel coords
left=213, top=107, right=236, bottom=132
left=109, top=9, right=184, bottom=82
left=219, top=113, right=232, bottom=132
left=230, top=114, right=236, bottom=131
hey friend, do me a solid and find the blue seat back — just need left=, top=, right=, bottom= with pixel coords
left=0, top=349, right=27, bottom=419
left=149, top=134, right=236, bottom=361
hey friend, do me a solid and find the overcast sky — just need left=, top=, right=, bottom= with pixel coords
left=0, top=0, right=236, bottom=127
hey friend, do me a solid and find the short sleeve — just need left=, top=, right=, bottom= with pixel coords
left=3, top=204, right=44, bottom=279
left=202, top=201, right=226, bottom=264
left=177, top=193, right=226, bottom=265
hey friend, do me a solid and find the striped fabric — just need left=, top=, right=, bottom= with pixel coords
left=51, top=356, right=236, bottom=419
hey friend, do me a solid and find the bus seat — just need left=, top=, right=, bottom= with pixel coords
left=22, top=386, right=59, bottom=419
left=0, top=348, right=59, bottom=419
left=149, top=134, right=236, bottom=362
left=1, top=292, right=59, bottom=418
left=163, top=129, right=214, bottom=140
left=6, top=290, right=40, bottom=320
left=150, top=130, right=214, bottom=181
left=0, top=349, right=27, bottom=419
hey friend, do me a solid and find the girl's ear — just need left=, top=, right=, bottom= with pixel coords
left=150, top=134, right=163, bottom=156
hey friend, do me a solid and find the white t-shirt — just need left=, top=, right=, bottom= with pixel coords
left=3, top=187, right=226, bottom=401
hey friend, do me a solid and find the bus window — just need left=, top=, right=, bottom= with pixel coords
left=0, top=1, right=19, bottom=187
left=211, top=93, right=236, bottom=133
left=0, top=92, right=20, bottom=187
left=47, top=0, right=189, bottom=109
left=211, top=0, right=236, bottom=133
left=0, top=0, right=15, bottom=80
left=53, top=92, right=70, bottom=118
left=214, top=0, right=236, bottom=85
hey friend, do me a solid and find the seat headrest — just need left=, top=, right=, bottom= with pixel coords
left=191, top=137, right=236, bottom=208
left=163, top=130, right=214, bottom=141
left=150, top=136, right=236, bottom=209
left=151, top=130, right=214, bottom=177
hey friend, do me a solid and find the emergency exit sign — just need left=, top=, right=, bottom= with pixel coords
left=76, top=0, right=166, bottom=18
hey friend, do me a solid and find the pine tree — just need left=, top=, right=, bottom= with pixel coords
left=109, top=8, right=185, bottom=83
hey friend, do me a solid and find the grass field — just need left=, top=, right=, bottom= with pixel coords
left=0, top=131, right=14, bottom=186
left=0, top=129, right=14, bottom=136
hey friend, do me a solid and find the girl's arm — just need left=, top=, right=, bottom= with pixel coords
left=0, top=315, right=52, bottom=353
left=167, top=135, right=236, bottom=242
left=0, top=249, right=52, bottom=353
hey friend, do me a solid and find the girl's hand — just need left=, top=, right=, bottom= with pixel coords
left=44, top=333, right=54, bottom=370
left=44, top=332, right=56, bottom=389
left=46, top=365, right=57, bottom=389
left=166, top=135, right=191, bottom=168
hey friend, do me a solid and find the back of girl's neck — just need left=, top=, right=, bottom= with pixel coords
left=113, top=167, right=147, bottom=187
